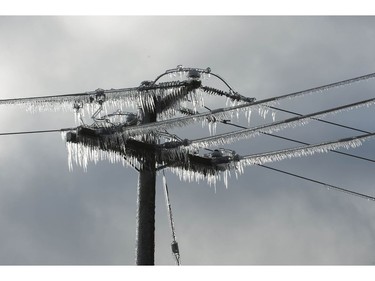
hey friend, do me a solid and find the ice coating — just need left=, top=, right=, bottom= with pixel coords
left=238, top=133, right=374, bottom=167
left=66, top=141, right=140, bottom=172
left=187, top=98, right=375, bottom=150
left=117, top=100, right=277, bottom=139
left=117, top=96, right=375, bottom=140
left=50, top=69, right=375, bottom=192
left=165, top=133, right=375, bottom=188
left=64, top=125, right=374, bottom=193
left=0, top=81, right=201, bottom=114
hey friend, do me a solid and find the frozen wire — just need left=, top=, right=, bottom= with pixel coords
left=0, top=128, right=74, bottom=136
left=221, top=122, right=375, bottom=163
left=188, top=97, right=375, bottom=149
left=238, top=132, right=375, bottom=166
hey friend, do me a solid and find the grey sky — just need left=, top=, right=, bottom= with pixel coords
left=1, top=16, right=375, bottom=265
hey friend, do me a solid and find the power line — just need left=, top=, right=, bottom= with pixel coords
left=0, top=128, right=73, bottom=136
left=239, top=132, right=375, bottom=165
left=268, top=105, right=371, bottom=134
left=222, top=121, right=375, bottom=163
left=2, top=110, right=374, bottom=165
left=1, top=71, right=374, bottom=106
left=258, top=164, right=375, bottom=202
left=189, top=97, right=375, bottom=148
left=3, top=124, right=373, bottom=203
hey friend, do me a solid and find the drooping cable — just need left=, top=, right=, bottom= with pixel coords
left=162, top=170, right=181, bottom=265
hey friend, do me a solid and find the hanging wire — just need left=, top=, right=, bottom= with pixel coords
left=162, top=170, right=181, bottom=265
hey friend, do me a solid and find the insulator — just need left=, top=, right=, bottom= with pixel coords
left=171, top=241, right=179, bottom=254
left=187, top=69, right=201, bottom=79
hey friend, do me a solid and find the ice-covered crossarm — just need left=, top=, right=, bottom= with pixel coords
left=237, top=132, right=375, bottom=168
left=187, top=97, right=375, bottom=149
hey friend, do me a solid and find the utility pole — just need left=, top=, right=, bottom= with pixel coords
left=136, top=105, right=157, bottom=265
left=62, top=67, right=255, bottom=265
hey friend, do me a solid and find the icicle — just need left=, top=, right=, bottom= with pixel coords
left=223, top=169, right=229, bottom=189
left=272, top=111, right=276, bottom=122
left=65, top=141, right=134, bottom=171
left=246, top=108, right=252, bottom=125
left=60, top=131, right=67, bottom=141
left=238, top=134, right=373, bottom=169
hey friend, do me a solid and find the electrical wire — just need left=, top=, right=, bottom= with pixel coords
left=188, top=97, right=375, bottom=148
left=2, top=117, right=371, bottom=203
left=258, top=164, right=375, bottom=201
left=222, top=121, right=375, bottom=163
left=268, top=105, right=371, bottom=134
left=211, top=117, right=375, bottom=201
left=239, top=132, right=375, bottom=164
left=0, top=128, right=74, bottom=136
left=1, top=70, right=375, bottom=107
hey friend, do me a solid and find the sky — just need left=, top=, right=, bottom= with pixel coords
left=1, top=16, right=375, bottom=266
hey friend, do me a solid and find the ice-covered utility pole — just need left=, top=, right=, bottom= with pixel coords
left=135, top=101, right=157, bottom=265
left=62, top=66, right=254, bottom=265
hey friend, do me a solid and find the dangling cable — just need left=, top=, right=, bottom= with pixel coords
left=162, top=170, right=181, bottom=265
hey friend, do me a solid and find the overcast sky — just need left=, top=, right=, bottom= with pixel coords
left=1, top=16, right=375, bottom=265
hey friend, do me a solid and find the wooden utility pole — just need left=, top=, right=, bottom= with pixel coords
left=136, top=107, right=157, bottom=265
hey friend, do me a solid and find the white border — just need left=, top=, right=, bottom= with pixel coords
left=1, top=0, right=375, bottom=15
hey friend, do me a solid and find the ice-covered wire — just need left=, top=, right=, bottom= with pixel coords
left=0, top=81, right=194, bottom=114
left=238, top=132, right=375, bottom=167
left=220, top=121, right=375, bottom=163
left=0, top=87, right=136, bottom=105
left=118, top=90, right=375, bottom=140
left=166, top=132, right=375, bottom=194
left=188, top=97, right=375, bottom=149
left=2, top=69, right=374, bottom=115
left=0, top=128, right=74, bottom=136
